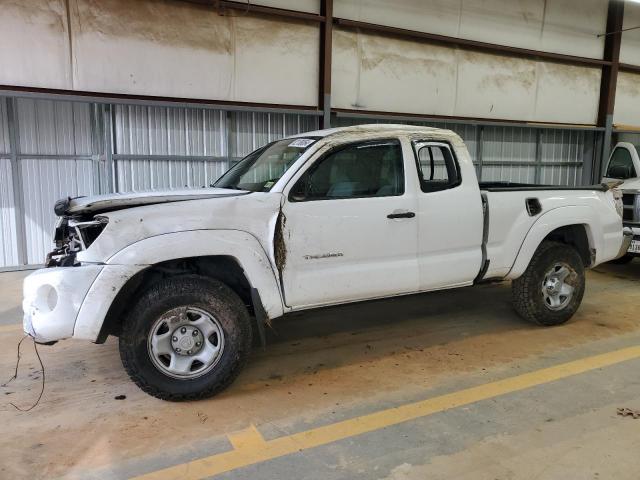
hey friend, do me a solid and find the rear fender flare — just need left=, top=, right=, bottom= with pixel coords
left=506, top=206, right=598, bottom=280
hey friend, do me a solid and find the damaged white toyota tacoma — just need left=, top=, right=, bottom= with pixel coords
left=23, top=125, right=630, bottom=400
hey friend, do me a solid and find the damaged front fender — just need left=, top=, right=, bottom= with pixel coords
left=106, top=229, right=286, bottom=321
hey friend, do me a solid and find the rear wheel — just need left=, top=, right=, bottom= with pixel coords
left=512, top=241, right=585, bottom=326
left=119, top=275, right=252, bottom=401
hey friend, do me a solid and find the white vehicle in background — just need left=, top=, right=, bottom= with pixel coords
left=23, top=125, right=628, bottom=401
left=602, top=142, right=640, bottom=262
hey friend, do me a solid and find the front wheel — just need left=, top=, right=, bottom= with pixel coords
left=119, top=275, right=252, bottom=401
left=512, top=241, right=585, bottom=326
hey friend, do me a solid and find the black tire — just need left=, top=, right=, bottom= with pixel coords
left=512, top=241, right=585, bottom=326
left=609, top=254, right=634, bottom=265
left=119, top=275, right=252, bottom=401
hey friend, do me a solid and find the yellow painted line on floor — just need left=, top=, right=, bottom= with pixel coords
left=227, top=425, right=267, bottom=451
left=0, top=323, right=22, bottom=334
left=133, top=345, right=640, bottom=480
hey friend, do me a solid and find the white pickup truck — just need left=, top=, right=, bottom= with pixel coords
left=602, top=141, right=640, bottom=262
left=23, top=125, right=628, bottom=400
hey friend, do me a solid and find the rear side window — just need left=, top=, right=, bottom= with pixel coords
left=414, top=142, right=461, bottom=192
left=290, top=139, right=404, bottom=201
left=606, top=147, right=636, bottom=179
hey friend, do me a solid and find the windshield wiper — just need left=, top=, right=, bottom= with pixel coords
left=211, top=183, right=241, bottom=190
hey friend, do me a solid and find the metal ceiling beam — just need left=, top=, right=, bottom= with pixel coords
left=175, top=0, right=325, bottom=22
left=332, top=109, right=605, bottom=132
left=0, top=85, right=322, bottom=116
left=333, top=18, right=611, bottom=69
left=619, top=62, right=640, bottom=73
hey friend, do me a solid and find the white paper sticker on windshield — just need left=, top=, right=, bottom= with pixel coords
left=289, top=138, right=314, bottom=148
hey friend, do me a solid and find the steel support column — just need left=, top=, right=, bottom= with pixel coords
left=6, top=97, right=28, bottom=265
left=534, top=129, right=543, bottom=184
left=475, top=126, right=484, bottom=181
left=319, top=0, right=333, bottom=129
left=597, top=0, right=625, bottom=171
left=103, top=104, right=116, bottom=193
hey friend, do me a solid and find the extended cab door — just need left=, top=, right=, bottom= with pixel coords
left=413, top=141, right=483, bottom=290
left=279, top=138, right=419, bottom=309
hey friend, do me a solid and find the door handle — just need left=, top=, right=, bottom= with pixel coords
left=387, top=211, right=415, bottom=219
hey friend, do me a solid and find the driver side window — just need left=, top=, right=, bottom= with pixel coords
left=290, top=139, right=404, bottom=201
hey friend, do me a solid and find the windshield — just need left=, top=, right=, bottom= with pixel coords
left=215, top=137, right=319, bottom=192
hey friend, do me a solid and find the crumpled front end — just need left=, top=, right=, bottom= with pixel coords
left=47, top=215, right=109, bottom=267
left=23, top=265, right=103, bottom=343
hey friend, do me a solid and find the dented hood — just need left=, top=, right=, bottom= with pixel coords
left=55, top=188, right=248, bottom=216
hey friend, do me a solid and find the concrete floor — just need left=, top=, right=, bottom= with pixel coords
left=1, top=263, right=640, bottom=479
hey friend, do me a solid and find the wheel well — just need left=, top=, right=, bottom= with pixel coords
left=543, top=224, right=592, bottom=267
left=97, top=256, right=254, bottom=343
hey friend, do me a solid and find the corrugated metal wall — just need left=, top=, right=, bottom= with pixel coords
left=0, top=99, right=19, bottom=267
left=0, top=95, right=598, bottom=270
left=0, top=158, right=18, bottom=267
left=0, top=96, right=320, bottom=269
left=113, top=105, right=228, bottom=192
left=17, top=99, right=100, bottom=264
left=111, top=107, right=320, bottom=193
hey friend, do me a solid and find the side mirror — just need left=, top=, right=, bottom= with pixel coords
left=290, top=176, right=309, bottom=202
left=291, top=191, right=307, bottom=202
left=608, top=164, right=631, bottom=180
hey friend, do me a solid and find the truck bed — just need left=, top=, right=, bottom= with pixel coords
left=479, top=183, right=618, bottom=281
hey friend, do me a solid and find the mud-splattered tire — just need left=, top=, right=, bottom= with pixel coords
left=119, top=275, right=252, bottom=401
left=609, top=254, right=634, bottom=265
left=512, top=241, right=585, bottom=326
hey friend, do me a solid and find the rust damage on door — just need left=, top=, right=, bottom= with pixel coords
left=274, top=208, right=287, bottom=276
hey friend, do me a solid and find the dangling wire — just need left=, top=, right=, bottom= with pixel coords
left=2, top=334, right=28, bottom=387
left=2, top=335, right=46, bottom=412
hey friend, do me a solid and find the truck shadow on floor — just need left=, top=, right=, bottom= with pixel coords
left=263, top=281, right=520, bottom=347
left=238, top=281, right=532, bottom=390
left=593, top=259, right=640, bottom=281
left=0, top=281, right=526, bottom=408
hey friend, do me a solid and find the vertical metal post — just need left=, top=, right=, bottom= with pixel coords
left=581, top=131, right=595, bottom=186
left=89, top=102, right=102, bottom=194
left=597, top=0, right=624, bottom=167
left=475, top=125, right=484, bottom=181
left=319, top=0, right=333, bottom=129
left=104, top=104, right=117, bottom=193
left=601, top=116, right=614, bottom=177
left=6, top=97, right=28, bottom=266
left=226, top=110, right=234, bottom=169
left=534, top=129, right=543, bottom=184
left=591, top=130, right=605, bottom=184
